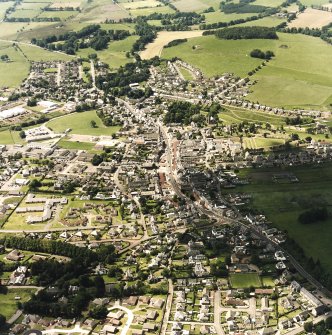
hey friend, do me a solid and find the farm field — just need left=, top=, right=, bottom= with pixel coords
left=288, top=7, right=332, bottom=28
left=242, top=137, right=285, bottom=150
left=229, top=273, right=262, bottom=288
left=171, top=0, right=210, bottom=12
left=203, top=11, right=254, bottom=24
left=162, top=33, right=332, bottom=109
left=228, top=163, right=332, bottom=276
left=140, top=30, right=203, bottom=59
left=235, top=16, right=286, bottom=27
left=47, top=110, right=121, bottom=136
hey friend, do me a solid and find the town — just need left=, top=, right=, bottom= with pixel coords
left=0, top=53, right=332, bottom=335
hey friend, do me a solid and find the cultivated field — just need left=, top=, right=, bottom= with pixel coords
left=140, top=30, right=203, bottom=59
left=289, top=7, right=332, bottom=28
left=171, top=0, right=209, bottom=12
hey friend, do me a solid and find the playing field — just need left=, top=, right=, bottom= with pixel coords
left=140, top=30, right=203, bottom=59
left=227, top=163, right=332, bottom=276
left=229, top=273, right=262, bottom=288
left=47, top=110, right=121, bottom=136
left=162, top=33, right=332, bottom=109
left=289, top=8, right=332, bottom=28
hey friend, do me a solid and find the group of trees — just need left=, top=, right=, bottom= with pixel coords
left=298, top=207, right=329, bottom=224
left=220, top=0, right=269, bottom=14
left=250, top=49, right=275, bottom=60
left=164, top=38, right=187, bottom=48
left=215, top=26, right=278, bottom=40
left=132, top=19, right=156, bottom=52
left=31, top=24, right=130, bottom=54
left=304, top=318, right=332, bottom=335
left=164, top=101, right=204, bottom=126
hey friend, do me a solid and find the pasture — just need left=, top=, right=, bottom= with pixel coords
left=162, top=33, right=332, bottom=109
left=288, top=8, right=332, bottom=29
left=47, top=110, right=121, bottom=136
left=171, top=0, right=209, bottom=12
left=140, top=30, right=203, bottom=59
left=229, top=163, right=332, bottom=275
left=229, top=273, right=262, bottom=288
left=203, top=11, right=254, bottom=24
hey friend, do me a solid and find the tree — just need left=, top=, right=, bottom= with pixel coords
left=325, top=316, right=332, bottom=329
left=30, top=179, right=41, bottom=190
left=89, top=305, right=107, bottom=319
left=94, top=276, right=105, bottom=298
left=90, top=120, right=97, bottom=128
left=19, top=130, right=26, bottom=139
left=304, top=321, right=313, bottom=333
left=0, top=314, right=5, bottom=328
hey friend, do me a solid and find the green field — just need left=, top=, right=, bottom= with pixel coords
left=0, top=288, right=36, bottom=319
left=0, top=41, right=71, bottom=88
left=77, top=35, right=138, bottom=69
left=229, top=273, right=262, bottom=288
left=47, top=110, right=121, bottom=136
left=203, top=11, right=254, bottom=24
left=162, top=33, right=332, bottom=109
left=0, top=130, right=25, bottom=145
left=230, top=163, right=332, bottom=275
left=57, top=139, right=96, bottom=150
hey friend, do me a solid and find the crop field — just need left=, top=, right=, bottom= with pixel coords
left=121, top=0, right=162, bottom=9
left=38, top=10, right=79, bottom=20
left=229, top=273, right=262, bottom=288
left=228, top=163, right=332, bottom=275
left=141, top=30, right=203, bottom=59
left=47, top=110, right=121, bottom=136
left=162, top=33, right=332, bottom=109
left=236, top=16, right=287, bottom=27
left=171, top=0, right=209, bottom=12
left=0, top=2, right=15, bottom=20
left=129, top=5, right=174, bottom=16
left=289, top=8, right=332, bottom=28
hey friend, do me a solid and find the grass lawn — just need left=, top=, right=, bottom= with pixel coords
left=57, top=139, right=96, bottom=150
left=0, top=288, right=36, bottom=320
left=229, top=273, right=262, bottom=288
left=0, top=130, right=25, bottom=145
left=229, top=163, right=332, bottom=275
left=162, top=33, right=332, bottom=109
left=47, top=110, right=121, bottom=136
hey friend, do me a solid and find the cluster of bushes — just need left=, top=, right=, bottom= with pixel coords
left=164, top=38, right=187, bottom=48
left=215, top=26, right=278, bottom=40
left=250, top=49, right=275, bottom=59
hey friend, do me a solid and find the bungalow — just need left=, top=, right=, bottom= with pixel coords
left=150, top=297, right=164, bottom=309
left=146, top=310, right=158, bottom=320
left=107, top=311, right=124, bottom=320
left=6, top=250, right=24, bottom=262
left=102, top=325, right=118, bottom=334
left=142, top=323, right=156, bottom=331
left=123, top=296, right=138, bottom=306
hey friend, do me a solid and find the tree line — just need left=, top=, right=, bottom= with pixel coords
left=215, top=26, right=278, bottom=40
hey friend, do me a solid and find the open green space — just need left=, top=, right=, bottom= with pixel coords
left=57, top=139, right=96, bottom=150
left=230, top=163, right=332, bottom=275
left=47, top=110, right=121, bottom=136
left=229, top=273, right=262, bottom=288
left=0, top=41, right=71, bottom=88
left=162, top=33, right=332, bottom=109
left=0, top=288, right=36, bottom=319
left=0, top=130, right=25, bottom=145
left=203, top=11, right=254, bottom=24
left=77, top=35, right=138, bottom=69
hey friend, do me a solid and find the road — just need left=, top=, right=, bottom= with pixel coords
left=159, top=120, right=332, bottom=299
left=108, top=303, right=134, bottom=335
left=160, top=279, right=174, bottom=335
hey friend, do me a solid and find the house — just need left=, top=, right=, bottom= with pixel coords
left=146, top=310, right=158, bottom=320
left=143, top=323, right=156, bottom=331
left=102, top=325, right=117, bottom=334
left=107, top=310, right=124, bottom=320
left=6, top=250, right=24, bottom=262
left=150, top=297, right=164, bottom=309
left=92, top=297, right=109, bottom=306
left=139, top=296, right=151, bottom=304
left=123, top=296, right=138, bottom=306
